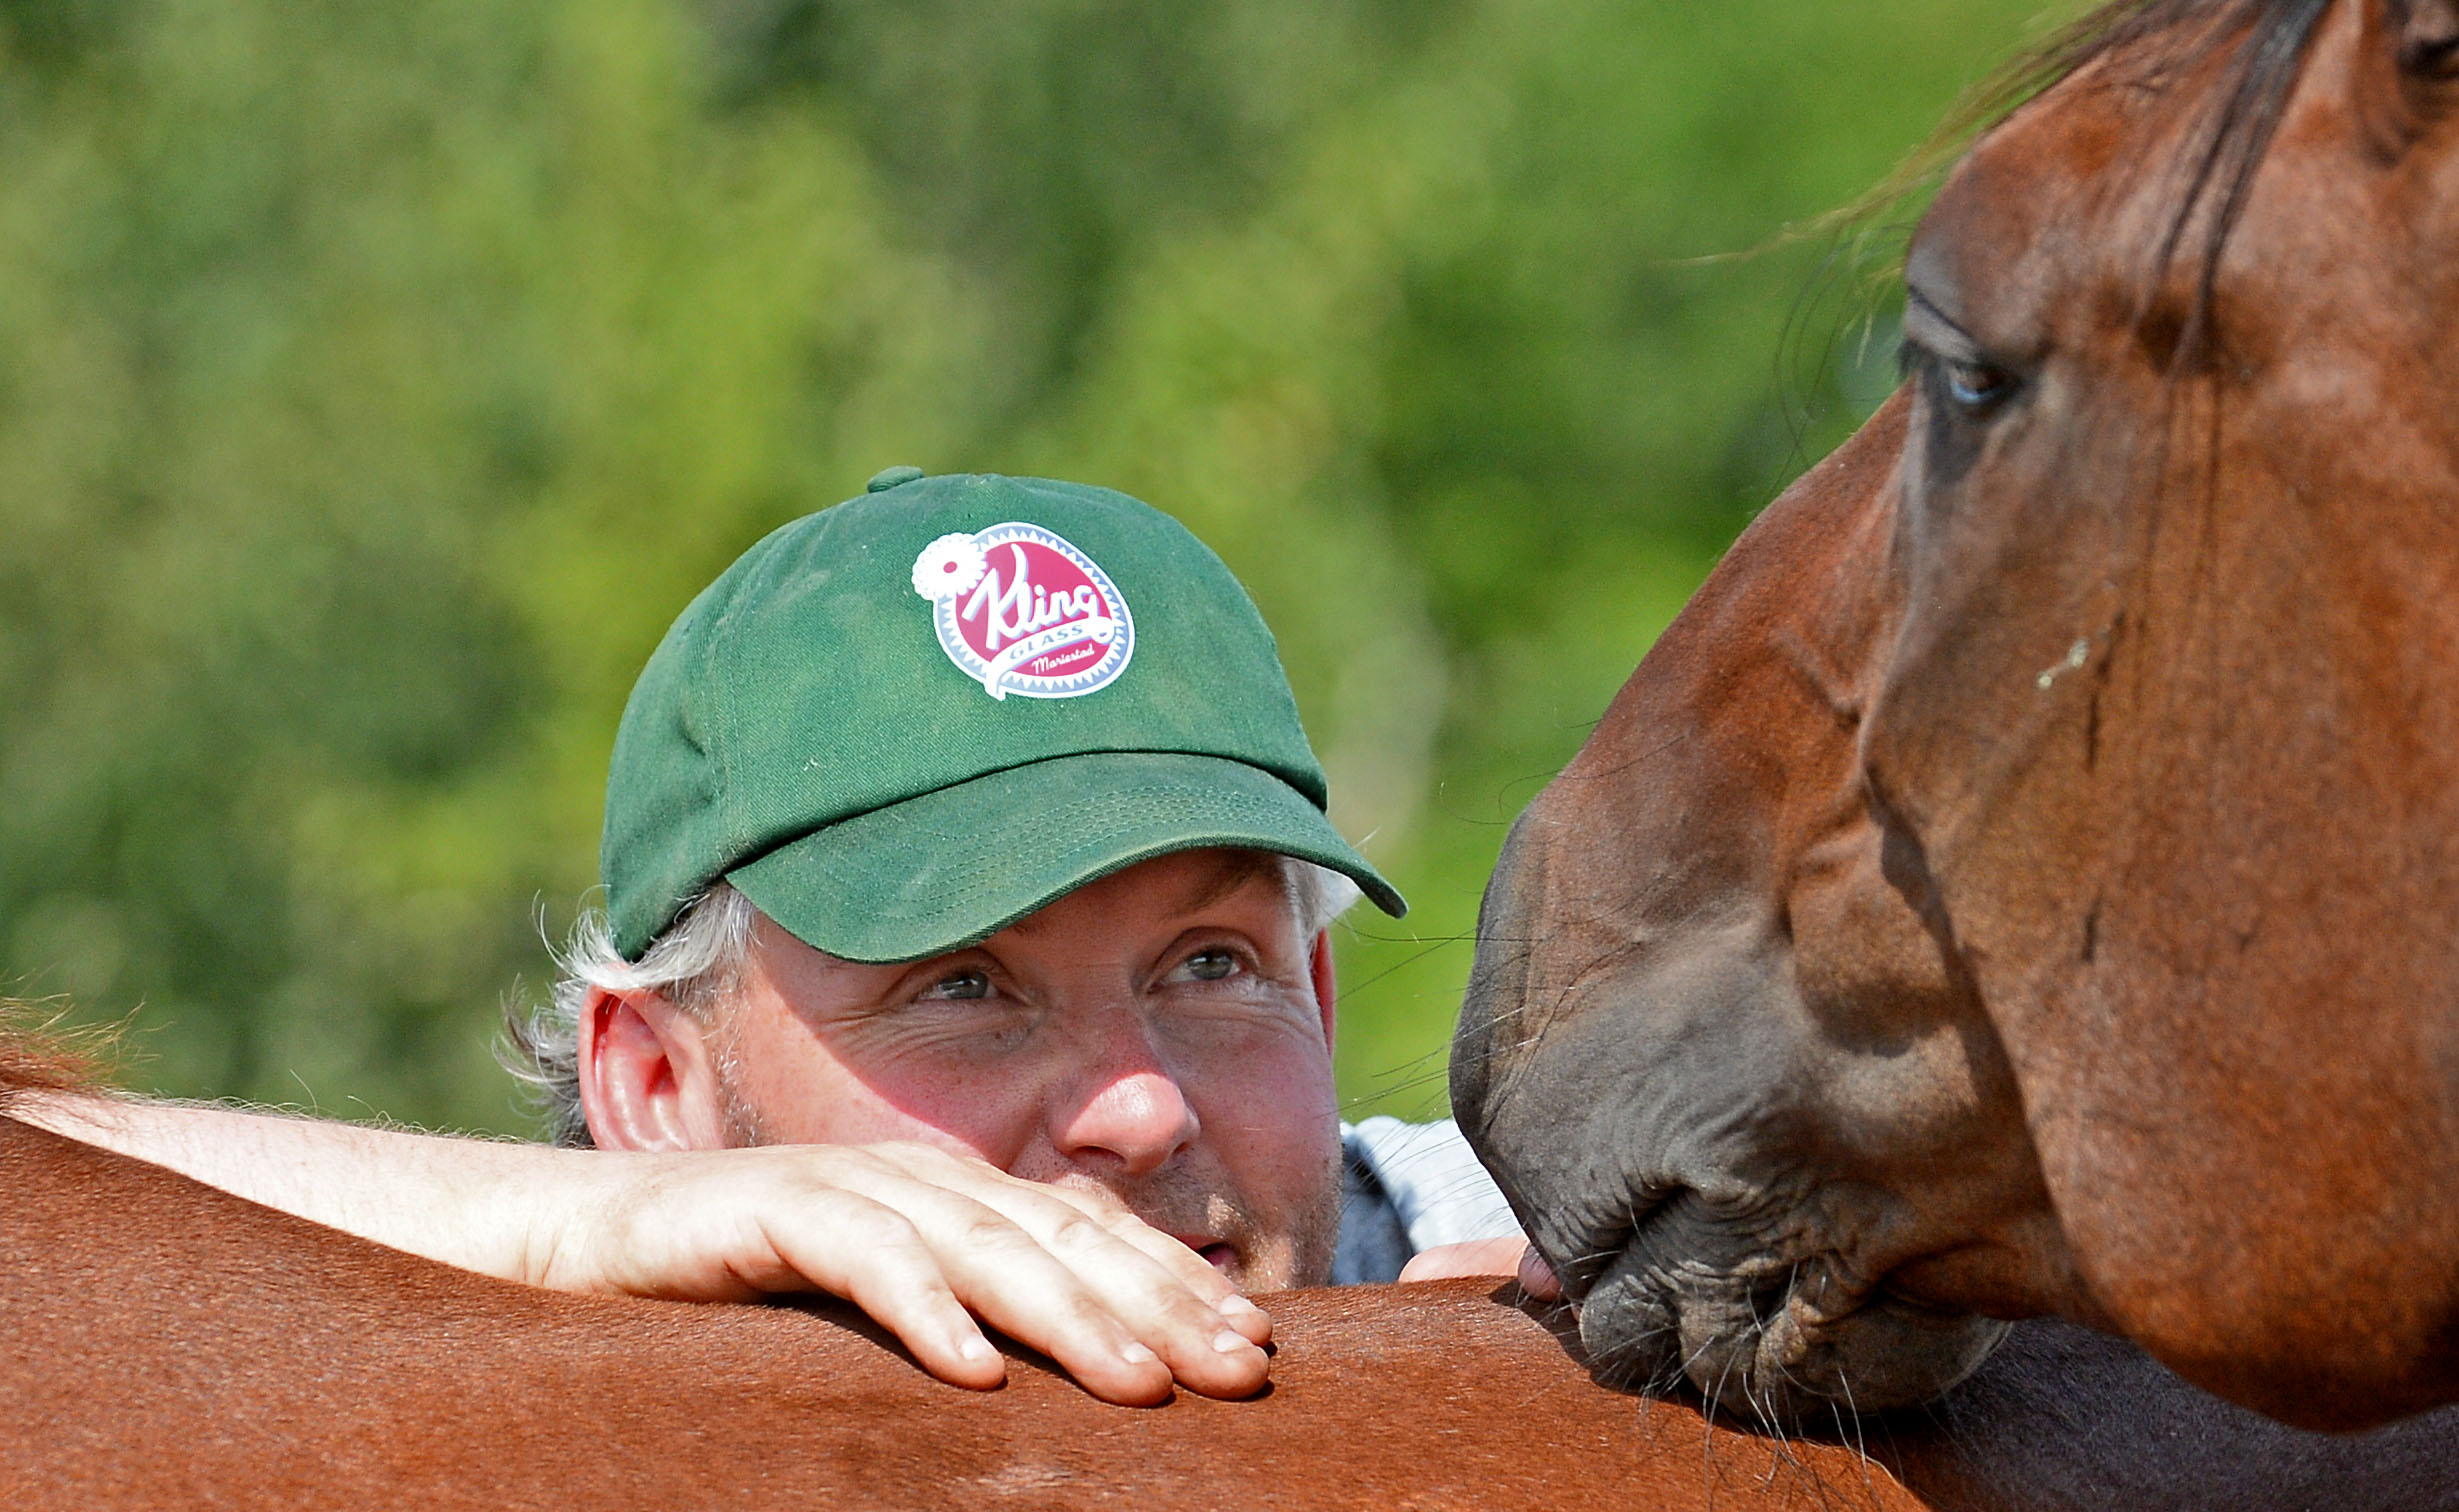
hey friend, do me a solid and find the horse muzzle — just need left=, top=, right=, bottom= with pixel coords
left=1568, top=1195, right=2009, bottom=1418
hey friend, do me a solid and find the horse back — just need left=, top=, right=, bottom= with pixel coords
left=0, top=1113, right=1930, bottom=1510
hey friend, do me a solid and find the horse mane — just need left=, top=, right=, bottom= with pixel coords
left=0, top=1003, right=112, bottom=1109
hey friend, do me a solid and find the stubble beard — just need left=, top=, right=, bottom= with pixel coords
left=1079, top=1149, right=1344, bottom=1292
left=708, top=1018, right=776, bottom=1149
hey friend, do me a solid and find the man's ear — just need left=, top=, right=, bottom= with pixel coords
left=576, top=985, right=731, bottom=1151
left=1309, top=929, right=1337, bottom=1055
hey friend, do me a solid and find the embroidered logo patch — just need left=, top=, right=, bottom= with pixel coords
left=910, top=523, right=1134, bottom=700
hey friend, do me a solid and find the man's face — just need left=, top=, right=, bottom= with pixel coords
left=704, top=849, right=1343, bottom=1290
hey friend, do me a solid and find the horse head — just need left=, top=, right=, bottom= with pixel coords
left=1458, top=0, right=2459, bottom=1430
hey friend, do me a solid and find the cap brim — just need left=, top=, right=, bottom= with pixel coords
left=724, top=751, right=1406, bottom=963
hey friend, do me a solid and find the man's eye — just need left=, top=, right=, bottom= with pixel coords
left=921, top=969, right=992, bottom=1000
left=1182, top=949, right=1239, bottom=982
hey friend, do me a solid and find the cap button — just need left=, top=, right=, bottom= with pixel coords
left=866, top=465, right=926, bottom=493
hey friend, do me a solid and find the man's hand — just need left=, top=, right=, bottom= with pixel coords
left=1396, top=1236, right=1559, bottom=1300
left=18, top=1096, right=1268, bottom=1406
left=538, top=1140, right=1270, bottom=1405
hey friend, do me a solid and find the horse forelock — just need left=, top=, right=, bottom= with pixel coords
left=1891, top=0, right=2336, bottom=364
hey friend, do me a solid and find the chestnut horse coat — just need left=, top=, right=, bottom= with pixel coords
left=0, top=1108, right=1923, bottom=1511
left=10, top=1100, right=2459, bottom=1509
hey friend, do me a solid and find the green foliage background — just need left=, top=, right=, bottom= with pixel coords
left=0, top=0, right=2053, bottom=1133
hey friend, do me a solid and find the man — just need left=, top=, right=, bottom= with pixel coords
left=25, top=469, right=1530, bottom=1405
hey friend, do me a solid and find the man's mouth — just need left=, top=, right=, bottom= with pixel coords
left=1181, top=1239, right=1239, bottom=1276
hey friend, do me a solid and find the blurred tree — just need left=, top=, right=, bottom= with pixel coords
left=0, top=0, right=2058, bottom=1132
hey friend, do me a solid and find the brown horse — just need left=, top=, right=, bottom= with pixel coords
left=13, top=1048, right=2459, bottom=1507
left=1458, top=0, right=2459, bottom=1434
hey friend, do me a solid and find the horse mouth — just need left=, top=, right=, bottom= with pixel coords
left=1561, top=1197, right=2008, bottom=1418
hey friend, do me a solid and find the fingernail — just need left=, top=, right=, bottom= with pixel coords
left=1213, top=1329, right=1253, bottom=1354
left=1217, top=1295, right=1262, bottom=1318
left=960, top=1337, right=996, bottom=1363
left=1121, top=1342, right=1158, bottom=1365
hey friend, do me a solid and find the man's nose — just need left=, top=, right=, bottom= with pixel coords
left=1050, top=1025, right=1201, bottom=1177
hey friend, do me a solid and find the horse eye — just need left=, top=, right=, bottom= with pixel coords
left=1942, top=358, right=2014, bottom=413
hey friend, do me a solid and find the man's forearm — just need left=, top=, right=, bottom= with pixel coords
left=8, top=1092, right=1277, bottom=1403
left=14, top=1092, right=576, bottom=1284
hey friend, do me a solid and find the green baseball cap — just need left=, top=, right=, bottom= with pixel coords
left=602, top=469, right=1405, bottom=962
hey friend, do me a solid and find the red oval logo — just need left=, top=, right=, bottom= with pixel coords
left=911, top=524, right=1134, bottom=700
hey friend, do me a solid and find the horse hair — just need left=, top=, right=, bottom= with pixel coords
left=0, top=1004, right=108, bottom=1108
left=1968, top=0, right=2336, bottom=356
